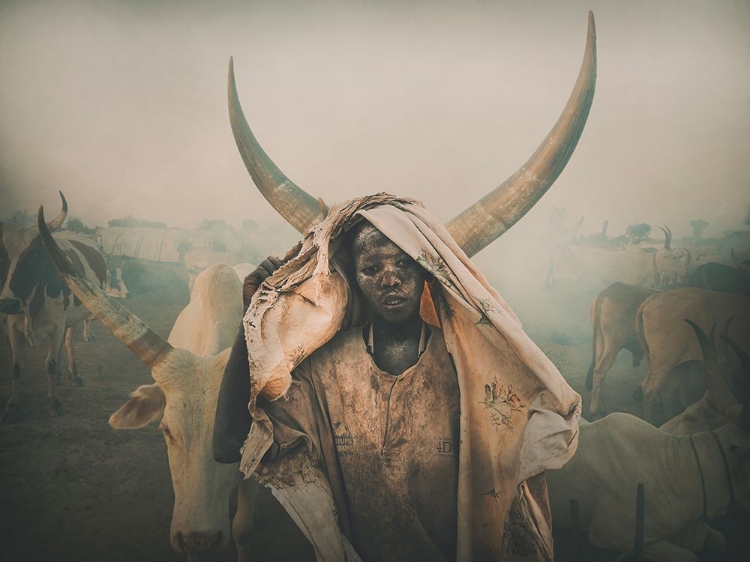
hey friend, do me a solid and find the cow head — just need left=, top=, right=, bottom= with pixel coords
left=38, top=210, right=243, bottom=557
left=654, top=225, right=691, bottom=287
left=105, top=267, right=130, bottom=299
left=228, top=13, right=597, bottom=257
left=109, top=348, right=238, bottom=556
left=0, top=191, right=69, bottom=316
left=659, top=390, right=728, bottom=435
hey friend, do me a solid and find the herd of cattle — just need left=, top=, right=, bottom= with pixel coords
left=1, top=18, right=748, bottom=559
left=0, top=191, right=747, bottom=561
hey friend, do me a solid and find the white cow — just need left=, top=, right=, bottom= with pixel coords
left=38, top=212, right=275, bottom=560
left=548, top=321, right=750, bottom=562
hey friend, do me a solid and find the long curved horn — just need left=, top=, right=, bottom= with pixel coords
left=38, top=207, right=173, bottom=368
left=228, top=58, right=325, bottom=234
left=660, top=226, right=672, bottom=250
left=445, top=11, right=597, bottom=257
left=229, top=13, right=597, bottom=256
left=685, top=319, right=737, bottom=412
left=45, top=191, right=68, bottom=232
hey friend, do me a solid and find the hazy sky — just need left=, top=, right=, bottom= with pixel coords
left=1, top=0, right=749, bottom=247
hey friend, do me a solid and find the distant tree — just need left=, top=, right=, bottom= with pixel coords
left=108, top=216, right=167, bottom=229
left=744, top=204, right=750, bottom=227
left=690, top=219, right=709, bottom=239
left=625, top=223, right=651, bottom=245
left=600, top=220, right=609, bottom=240
left=611, top=234, right=629, bottom=248
left=66, top=216, right=97, bottom=236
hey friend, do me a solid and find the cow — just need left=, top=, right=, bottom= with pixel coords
left=684, top=250, right=750, bottom=296
left=182, top=248, right=245, bottom=293
left=105, top=266, right=130, bottom=299
left=658, top=318, right=743, bottom=436
left=635, top=287, right=750, bottom=423
left=655, top=225, right=692, bottom=288
left=0, top=192, right=107, bottom=422
left=585, top=282, right=658, bottom=417
left=37, top=211, right=290, bottom=560
left=547, top=229, right=690, bottom=290
left=547, top=320, right=750, bottom=562
left=48, top=209, right=313, bottom=559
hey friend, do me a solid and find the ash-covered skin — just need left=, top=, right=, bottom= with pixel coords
left=351, top=224, right=429, bottom=375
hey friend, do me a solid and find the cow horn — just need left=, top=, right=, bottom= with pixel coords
left=37, top=206, right=173, bottom=368
left=446, top=12, right=597, bottom=256
left=685, top=319, right=737, bottom=413
left=732, top=248, right=750, bottom=275
left=45, top=191, right=68, bottom=232
left=229, top=12, right=597, bottom=257
left=683, top=247, right=691, bottom=267
left=228, top=58, right=325, bottom=234
left=660, top=226, right=672, bottom=250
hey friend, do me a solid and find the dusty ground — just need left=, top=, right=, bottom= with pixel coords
left=0, top=283, right=747, bottom=561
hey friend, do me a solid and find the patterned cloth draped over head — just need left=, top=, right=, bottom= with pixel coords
left=239, top=193, right=581, bottom=561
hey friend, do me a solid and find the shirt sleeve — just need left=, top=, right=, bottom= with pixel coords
left=259, top=358, right=323, bottom=464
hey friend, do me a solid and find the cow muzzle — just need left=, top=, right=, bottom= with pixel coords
left=173, top=531, right=223, bottom=555
left=0, top=298, right=22, bottom=315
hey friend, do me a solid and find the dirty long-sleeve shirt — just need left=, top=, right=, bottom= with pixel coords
left=260, top=324, right=460, bottom=562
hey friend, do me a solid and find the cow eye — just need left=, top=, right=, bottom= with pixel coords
left=729, top=445, right=740, bottom=454
left=684, top=415, right=697, bottom=423
left=159, top=423, right=175, bottom=442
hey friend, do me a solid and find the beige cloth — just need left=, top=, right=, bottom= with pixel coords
left=240, top=194, right=581, bottom=561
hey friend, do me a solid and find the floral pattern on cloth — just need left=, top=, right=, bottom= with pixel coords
left=479, top=378, right=524, bottom=432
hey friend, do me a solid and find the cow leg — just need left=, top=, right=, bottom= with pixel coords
left=64, top=326, right=84, bottom=387
left=589, top=342, right=620, bottom=417
left=640, top=374, right=660, bottom=424
left=45, top=328, right=65, bottom=416
left=233, top=477, right=260, bottom=561
left=2, top=325, right=28, bottom=423
left=82, top=317, right=96, bottom=342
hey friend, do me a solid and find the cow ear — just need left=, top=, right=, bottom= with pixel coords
left=109, top=383, right=166, bottom=429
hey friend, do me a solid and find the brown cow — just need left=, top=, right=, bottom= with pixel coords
left=585, top=282, right=658, bottom=416
left=636, top=287, right=750, bottom=423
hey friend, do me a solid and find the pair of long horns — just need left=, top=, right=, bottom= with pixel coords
left=229, top=13, right=597, bottom=258
left=37, top=206, right=173, bottom=369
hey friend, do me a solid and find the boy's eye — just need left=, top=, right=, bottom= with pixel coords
left=361, top=266, right=378, bottom=275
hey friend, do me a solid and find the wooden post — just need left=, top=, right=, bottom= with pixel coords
left=634, top=483, right=645, bottom=561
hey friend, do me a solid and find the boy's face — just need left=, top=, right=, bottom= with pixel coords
left=351, top=225, right=426, bottom=324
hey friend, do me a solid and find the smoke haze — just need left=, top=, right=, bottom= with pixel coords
left=1, top=0, right=749, bottom=327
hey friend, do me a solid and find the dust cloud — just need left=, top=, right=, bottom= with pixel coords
left=1, top=0, right=749, bottom=336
